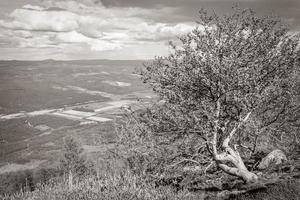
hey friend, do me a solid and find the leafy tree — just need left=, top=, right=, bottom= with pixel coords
left=119, top=7, right=299, bottom=183
left=60, top=136, right=94, bottom=188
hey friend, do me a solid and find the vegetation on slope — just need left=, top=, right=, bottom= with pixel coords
left=1, top=6, right=299, bottom=200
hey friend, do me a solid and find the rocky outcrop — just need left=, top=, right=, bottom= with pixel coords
left=257, top=149, right=287, bottom=170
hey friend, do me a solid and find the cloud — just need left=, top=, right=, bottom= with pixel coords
left=56, top=31, right=91, bottom=43
left=56, top=31, right=122, bottom=51
left=132, top=23, right=194, bottom=41
left=0, top=8, right=79, bottom=32
left=90, top=40, right=122, bottom=51
left=17, top=32, right=60, bottom=49
left=0, top=0, right=195, bottom=59
left=23, top=4, right=44, bottom=11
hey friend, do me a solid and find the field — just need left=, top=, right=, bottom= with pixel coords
left=0, top=60, right=154, bottom=173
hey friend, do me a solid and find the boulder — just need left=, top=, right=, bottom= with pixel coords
left=257, top=149, right=287, bottom=170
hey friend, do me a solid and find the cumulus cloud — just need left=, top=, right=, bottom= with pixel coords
left=90, top=40, right=122, bottom=51
left=56, top=31, right=122, bottom=51
left=0, top=8, right=79, bottom=32
left=132, top=23, right=194, bottom=41
left=56, top=31, right=91, bottom=43
left=23, top=4, right=44, bottom=11
left=0, top=0, right=195, bottom=59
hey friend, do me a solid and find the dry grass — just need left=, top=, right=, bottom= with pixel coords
left=0, top=172, right=205, bottom=200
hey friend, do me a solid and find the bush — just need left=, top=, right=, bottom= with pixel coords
left=0, top=167, right=61, bottom=196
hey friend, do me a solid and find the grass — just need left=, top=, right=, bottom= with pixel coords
left=1, top=164, right=299, bottom=200
left=232, top=178, right=300, bottom=200
left=0, top=172, right=205, bottom=200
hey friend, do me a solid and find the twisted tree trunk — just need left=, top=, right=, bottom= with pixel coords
left=216, top=149, right=258, bottom=183
left=212, top=103, right=258, bottom=183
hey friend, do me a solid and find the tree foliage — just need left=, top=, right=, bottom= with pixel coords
left=60, top=136, right=94, bottom=178
left=118, top=7, right=300, bottom=183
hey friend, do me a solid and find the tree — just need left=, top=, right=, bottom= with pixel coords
left=119, top=7, right=299, bottom=183
left=60, top=136, right=94, bottom=188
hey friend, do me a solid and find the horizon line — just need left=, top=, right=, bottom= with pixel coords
left=0, top=58, right=153, bottom=62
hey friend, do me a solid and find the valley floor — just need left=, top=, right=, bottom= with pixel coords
left=0, top=60, right=154, bottom=173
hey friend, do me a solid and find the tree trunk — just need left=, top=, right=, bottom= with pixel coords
left=233, top=157, right=258, bottom=183
left=212, top=107, right=257, bottom=183
left=217, top=149, right=258, bottom=183
left=68, top=170, right=73, bottom=190
left=238, top=168, right=258, bottom=184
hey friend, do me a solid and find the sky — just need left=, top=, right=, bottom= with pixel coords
left=0, top=0, right=299, bottom=60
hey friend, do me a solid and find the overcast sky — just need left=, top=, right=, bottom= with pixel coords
left=0, top=0, right=299, bottom=60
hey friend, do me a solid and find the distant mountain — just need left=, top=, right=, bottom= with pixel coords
left=63, top=59, right=148, bottom=66
left=0, top=59, right=149, bottom=67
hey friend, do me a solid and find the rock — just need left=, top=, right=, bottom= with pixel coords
left=257, top=149, right=287, bottom=170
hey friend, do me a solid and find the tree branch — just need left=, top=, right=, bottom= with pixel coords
left=169, top=158, right=202, bottom=168
left=218, top=164, right=239, bottom=177
left=223, top=111, right=252, bottom=148
left=204, top=161, right=215, bottom=174
left=215, top=152, right=235, bottom=163
left=212, top=99, right=221, bottom=158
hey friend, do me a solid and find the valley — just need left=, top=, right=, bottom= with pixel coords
left=0, top=60, right=154, bottom=174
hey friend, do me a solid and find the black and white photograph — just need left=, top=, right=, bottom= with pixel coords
left=0, top=0, right=299, bottom=199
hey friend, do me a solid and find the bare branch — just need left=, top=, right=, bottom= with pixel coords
left=223, top=111, right=252, bottom=148
left=204, top=161, right=214, bottom=174
left=169, top=158, right=202, bottom=168
left=212, top=99, right=221, bottom=157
